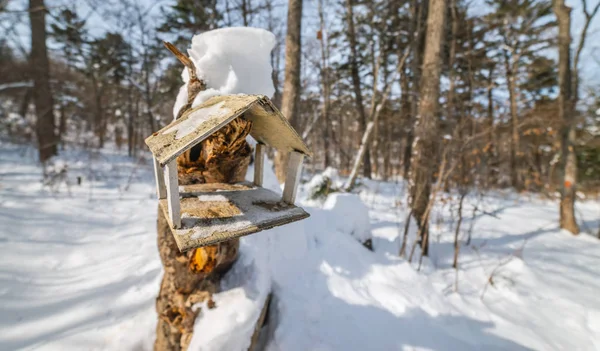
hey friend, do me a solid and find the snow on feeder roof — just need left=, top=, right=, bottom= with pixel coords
left=145, top=94, right=310, bottom=252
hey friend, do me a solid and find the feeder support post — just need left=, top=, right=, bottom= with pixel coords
left=153, top=157, right=167, bottom=199
left=253, top=143, right=265, bottom=187
left=282, top=151, right=304, bottom=204
left=165, top=159, right=181, bottom=228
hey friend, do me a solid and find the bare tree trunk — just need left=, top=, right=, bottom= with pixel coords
left=503, top=51, right=521, bottom=190
left=241, top=0, right=250, bottom=26
left=462, top=16, right=475, bottom=187
left=554, top=0, right=579, bottom=234
left=142, top=51, right=156, bottom=133
left=344, top=48, right=410, bottom=191
left=408, top=0, right=446, bottom=257
left=345, top=0, right=372, bottom=179
left=29, top=0, right=57, bottom=163
left=400, top=66, right=411, bottom=178
left=19, top=88, right=32, bottom=119
left=383, top=112, right=392, bottom=180
left=318, top=0, right=331, bottom=168
left=127, top=85, right=135, bottom=157
left=274, top=0, right=303, bottom=183
left=93, top=82, right=106, bottom=148
left=453, top=191, right=466, bottom=269
left=446, top=0, right=464, bottom=191
left=58, top=103, right=67, bottom=149
left=403, top=0, right=427, bottom=178
left=486, top=64, right=496, bottom=186
left=266, top=0, right=281, bottom=108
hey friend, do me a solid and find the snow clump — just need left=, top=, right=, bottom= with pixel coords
left=305, top=167, right=341, bottom=201
left=322, top=193, right=372, bottom=243
left=173, top=27, right=276, bottom=119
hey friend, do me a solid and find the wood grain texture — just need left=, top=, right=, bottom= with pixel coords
left=165, top=159, right=181, bottom=229
left=253, top=143, right=265, bottom=187
left=154, top=158, right=167, bottom=199
left=159, top=182, right=309, bottom=252
left=282, top=151, right=304, bottom=204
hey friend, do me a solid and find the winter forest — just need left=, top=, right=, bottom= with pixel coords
left=1, top=0, right=600, bottom=349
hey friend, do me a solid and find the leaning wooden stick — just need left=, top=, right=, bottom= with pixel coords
left=163, top=41, right=207, bottom=119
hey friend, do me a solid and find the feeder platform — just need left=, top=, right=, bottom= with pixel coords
left=159, top=182, right=310, bottom=251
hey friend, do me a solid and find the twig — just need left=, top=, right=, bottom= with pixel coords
left=163, top=41, right=198, bottom=81
left=453, top=191, right=467, bottom=269
left=399, top=209, right=413, bottom=257
left=480, top=236, right=530, bottom=300
left=163, top=41, right=207, bottom=119
left=120, top=156, right=145, bottom=197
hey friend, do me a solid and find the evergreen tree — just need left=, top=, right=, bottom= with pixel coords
left=158, top=0, right=222, bottom=44
left=483, top=0, right=555, bottom=189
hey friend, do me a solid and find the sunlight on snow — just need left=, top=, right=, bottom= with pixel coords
left=162, top=101, right=230, bottom=140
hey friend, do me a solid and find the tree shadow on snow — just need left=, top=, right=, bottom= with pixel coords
left=271, top=256, right=533, bottom=350
left=280, top=209, right=534, bottom=350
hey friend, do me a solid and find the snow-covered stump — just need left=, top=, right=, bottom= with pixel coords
left=323, top=193, right=373, bottom=250
left=155, top=206, right=238, bottom=350
left=152, top=28, right=310, bottom=351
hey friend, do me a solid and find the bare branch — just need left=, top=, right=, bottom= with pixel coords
left=163, top=41, right=197, bottom=81
left=573, top=0, right=600, bottom=100
left=343, top=46, right=411, bottom=191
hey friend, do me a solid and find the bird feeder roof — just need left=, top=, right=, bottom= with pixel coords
left=145, top=94, right=311, bottom=166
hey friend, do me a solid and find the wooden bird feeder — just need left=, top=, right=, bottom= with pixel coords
left=145, top=94, right=311, bottom=252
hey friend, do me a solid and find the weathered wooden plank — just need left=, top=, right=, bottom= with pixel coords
left=153, top=157, right=167, bottom=199
left=245, top=97, right=311, bottom=157
left=180, top=181, right=254, bottom=195
left=145, top=95, right=311, bottom=167
left=253, top=143, right=265, bottom=187
left=145, top=95, right=260, bottom=166
left=282, top=151, right=304, bottom=204
left=165, top=159, right=181, bottom=229
left=159, top=183, right=310, bottom=252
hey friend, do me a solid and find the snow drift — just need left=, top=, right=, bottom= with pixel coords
left=1, top=143, right=600, bottom=350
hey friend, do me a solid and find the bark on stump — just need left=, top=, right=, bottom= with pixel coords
left=155, top=209, right=240, bottom=350
left=154, top=118, right=252, bottom=350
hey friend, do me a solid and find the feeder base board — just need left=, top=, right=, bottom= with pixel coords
left=159, top=182, right=310, bottom=252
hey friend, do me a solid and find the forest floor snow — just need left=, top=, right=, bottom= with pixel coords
left=0, top=142, right=599, bottom=350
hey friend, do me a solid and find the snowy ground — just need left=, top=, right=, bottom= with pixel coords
left=1, top=142, right=599, bottom=350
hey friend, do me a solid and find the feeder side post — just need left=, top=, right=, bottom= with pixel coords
left=165, top=159, right=181, bottom=228
left=282, top=151, right=304, bottom=204
left=253, top=143, right=265, bottom=187
left=153, top=157, right=167, bottom=199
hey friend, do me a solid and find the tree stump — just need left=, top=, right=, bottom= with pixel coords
left=154, top=116, right=252, bottom=350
